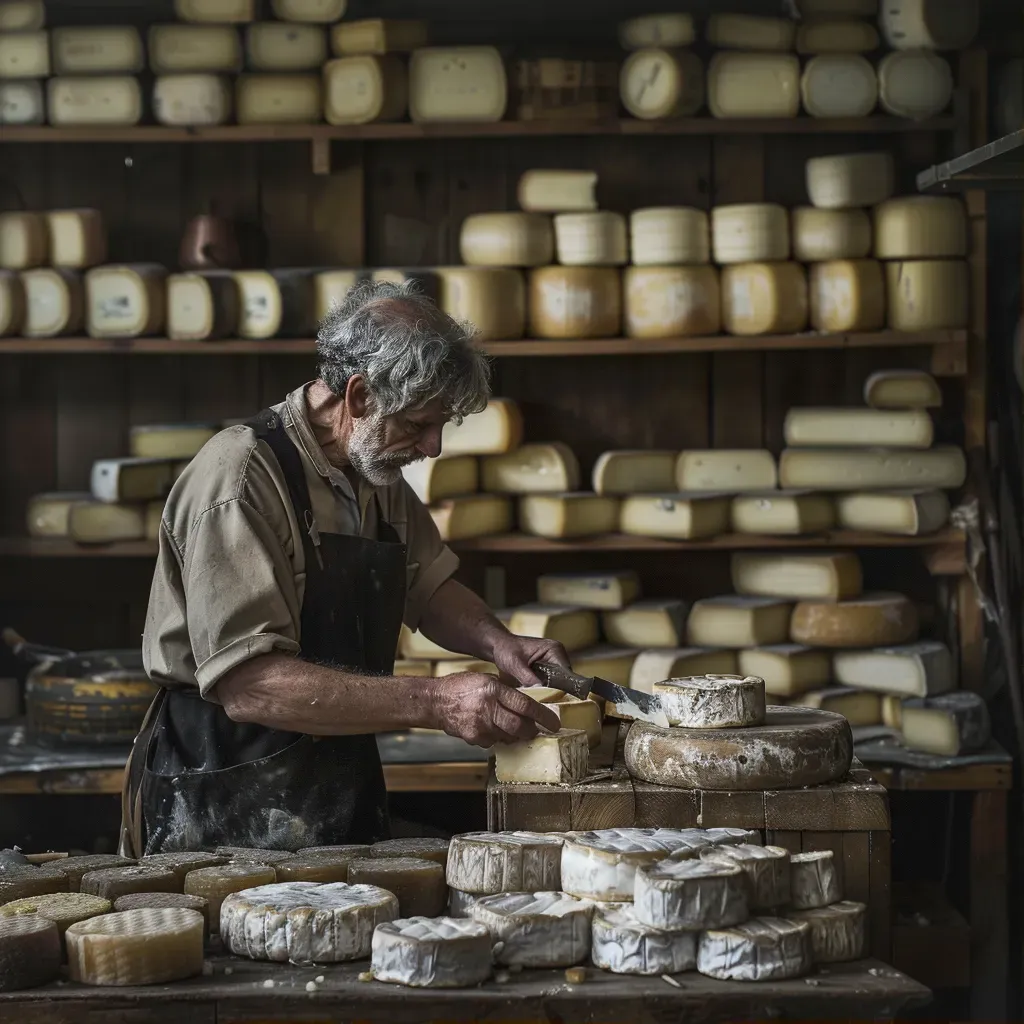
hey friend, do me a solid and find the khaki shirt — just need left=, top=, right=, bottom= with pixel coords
left=143, top=383, right=459, bottom=699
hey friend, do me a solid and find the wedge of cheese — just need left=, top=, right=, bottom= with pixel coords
left=791, top=592, right=918, bottom=648
left=519, top=493, right=619, bottom=539
left=26, top=491, right=92, bottom=538
left=68, top=502, right=146, bottom=544
left=629, top=648, right=739, bottom=691
left=22, top=267, right=84, bottom=337
left=130, top=424, right=216, bottom=460
left=537, top=570, right=640, bottom=611
left=808, top=259, right=885, bottom=333
left=833, top=640, right=953, bottom=696
left=86, top=264, right=166, bottom=338
left=494, top=729, right=589, bottom=785
left=792, top=687, right=882, bottom=726
left=687, top=597, right=794, bottom=649
left=731, top=552, right=863, bottom=602
left=517, top=170, right=597, bottom=214
left=834, top=489, right=949, bottom=535
left=441, top=398, right=522, bottom=456
left=508, top=605, right=599, bottom=653
left=235, top=73, right=321, bottom=124
left=331, top=19, right=428, bottom=57
left=676, top=450, right=777, bottom=493
left=738, top=645, right=831, bottom=698
left=779, top=447, right=966, bottom=491
left=429, top=494, right=512, bottom=541
left=0, top=212, right=47, bottom=270
left=402, top=456, right=478, bottom=505
left=435, top=266, right=525, bottom=342
left=481, top=443, right=579, bottom=495
left=592, top=451, right=676, bottom=496
left=721, top=262, right=808, bottom=335
left=167, top=271, right=240, bottom=341
left=602, top=599, right=687, bottom=649
left=730, top=491, right=835, bottom=536
left=619, top=493, right=731, bottom=540
left=784, top=408, right=933, bottom=449
left=900, top=691, right=990, bottom=756
left=324, top=55, right=407, bottom=125
left=863, top=370, right=942, bottom=410
left=45, top=209, right=106, bottom=270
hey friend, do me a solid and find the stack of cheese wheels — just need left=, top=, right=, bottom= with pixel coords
left=618, top=13, right=703, bottom=123
left=796, top=10, right=880, bottom=119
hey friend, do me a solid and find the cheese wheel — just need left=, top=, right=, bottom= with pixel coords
left=527, top=266, right=621, bottom=339
left=167, top=270, right=240, bottom=341
left=45, top=209, right=106, bottom=270
left=652, top=675, right=766, bottom=729
left=708, top=52, right=801, bottom=119
left=43, top=855, right=133, bottom=892
left=52, top=26, right=144, bottom=74
left=790, top=592, right=918, bottom=647
left=148, top=24, right=243, bottom=74
left=79, top=865, right=179, bottom=901
left=624, top=265, right=720, bottom=338
left=517, top=170, right=597, bottom=214
left=0, top=269, right=25, bottom=335
left=0, top=916, right=61, bottom=991
left=482, top=442, right=579, bottom=494
left=706, top=15, right=795, bottom=51
left=469, top=892, right=592, bottom=967
left=885, top=259, right=968, bottom=330
left=784, top=407, right=932, bottom=448
left=346, top=860, right=445, bottom=918
left=0, top=211, right=46, bottom=270
left=22, top=267, right=84, bottom=337
left=330, top=19, right=428, bottom=57
left=796, top=19, right=880, bottom=53
left=518, top=492, right=620, bottom=539
left=175, top=0, right=254, bottom=22
left=880, top=0, right=978, bottom=50
left=0, top=29, right=48, bottom=78
left=806, top=152, right=894, bottom=210
left=780, top=446, right=966, bottom=490
left=0, top=1, right=45, bottom=31
left=494, top=729, right=589, bottom=785
left=233, top=268, right=315, bottom=338
left=630, top=207, right=709, bottom=266
left=700, top=844, right=792, bottom=911
left=791, top=208, right=872, bottom=262
left=863, top=369, right=942, bottom=409
left=86, top=264, right=166, bottom=338
left=878, top=50, right=952, bottom=119
left=236, top=73, right=321, bottom=123
left=619, top=49, right=704, bottom=120
left=141, top=852, right=228, bottom=885
left=460, top=213, right=553, bottom=268
left=711, top=204, right=789, bottom=264
left=808, top=259, right=885, bottom=332
left=409, top=46, right=507, bottom=124
left=270, top=0, right=345, bottom=20
left=619, top=14, right=696, bottom=50
left=0, top=80, right=45, bottom=124
left=800, top=55, right=878, bottom=118
left=697, top=918, right=813, bottom=981
left=873, top=196, right=967, bottom=259
left=153, top=74, right=232, bottom=126
left=721, top=262, right=808, bottom=336
left=47, top=76, right=142, bottom=125
left=788, top=850, right=842, bottom=909
left=245, top=22, right=325, bottom=71
left=553, top=212, right=627, bottom=266
left=323, top=55, right=407, bottom=125
left=429, top=494, right=512, bottom=541
left=1, top=892, right=112, bottom=940
left=434, top=266, right=525, bottom=341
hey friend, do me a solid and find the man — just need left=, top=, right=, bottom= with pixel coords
left=120, top=281, right=566, bottom=857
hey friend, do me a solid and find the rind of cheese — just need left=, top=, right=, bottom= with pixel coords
left=833, top=640, right=954, bottom=697
left=0, top=1, right=45, bottom=31
left=148, top=24, right=243, bottom=73
left=183, top=863, right=276, bottom=933
left=796, top=18, right=880, bottom=53
left=619, top=13, right=695, bottom=50
left=808, top=259, right=886, bottom=333
left=482, top=442, right=579, bottom=495
left=801, top=54, right=878, bottom=118
left=879, top=0, right=978, bottom=51
left=619, top=49, right=704, bottom=120
left=139, top=852, right=227, bottom=885
left=789, top=850, right=842, bottom=909
left=788, top=901, right=866, bottom=963
left=900, top=690, right=991, bottom=756
left=153, top=73, right=232, bottom=126
left=112, top=893, right=208, bottom=934
left=0, top=915, right=61, bottom=991
left=331, top=19, right=428, bottom=57
left=687, top=596, right=793, bottom=649
left=677, top=449, right=778, bottom=493
left=553, top=211, right=627, bottom=266
left=43, top=856, right=133, bottom=893
left=652, top=674, right=766, bottom=729
left=235, top=73, right=321, bottom=124
left=731, top=552, right=863, bottom=602
left=619, top=493, right=731, bottom=541
left=537, top=570, right=640, bottom=611
left=518, top=492, right=620, bottom=539
left=47, top=76, right=143, bottom=125
left=527, top=265, right=622, bottom=339
left=435, top=266, right=525, bottom=341
left=0, top=29, right=48, bottom=77
left=864, top=370, right=942, bottom=410
left=790, top=592, right=918, bottom=648
left=779, top=446, right=967, bottom=491
left=697, top=917, right=813, bottom=981
left=409, top=46, right=507, bottom=124
left=786, top=407, right=932, bottom=449
left=90, top=457, right=173, bottom=503
left=517, top=170, right=597, bottom=214
left=793, top=686, right=882, bottom=726
left=45, top=209, right=106, bottom=270
left=806, top=152, right=894, bottom=211
left=528, top=692, right=602, bottom=748
left=86, top=263, right=167, bottom=338
left=630, top=648, right=739, bottom=691
left=700, top=844, right=791, bottom=911
left=0, top=212, right=47, bottom=271
left=246, top=22, right=326, bottom=71
left=52, top=26, right=144, bottom=74
left=630, top=207, right=710, bottom=266
left=624, top=265, right=721, bottom=337
left=0, top=269, right=26, bottom=335
left=460, top=212, right=552, bottom=268
left=791, top=208, right=872, bottom=263
left=721, top=262, right=808, bottom=335
left=167, top=271, right=240, bottom=341
left=592, top=451, right=676, bottom=496
left=592, top=904, right=697, bottom=974
left=346, top=859, right=446, bottom=918
left=873, top=197, right=967, bottom=259
left=22, top=267, right=84, bottom=337
left=708, top=52, right=801, bottom=119
left=602, top=599, right=687, bottom=649
left=711, top=203, right=789, bottom=264
left=738, top=645, right=831, bottom=698
left=441, top=397, right=522, bottom=456
left=175, top=0, right=255, bottom=22
left=369, top=838, right=450, bottom=867
left=445, top=832, right=564, bottom=895
left=130, top=424, right=216, bottom=460
left=0, top=892, right=110, bottom=938
left=25, top=491, right=91, bottom=538
left=402, top=456, right=478, bottom=505
left=0, top=80, right=45, bottom=125
left=493, top=729, right=589, bottom=785
left=878, top=50, right=953, bottom=120
left=885, top=259, right=969, bottom=330
left=271, top=853, right=353, bottom=884
left=469, top=892, right=593, bottom=967
left=730, top=491, right=836, bottom=536
left=79, top=865, right=179, bottom=901
left=706, top=14, right=795, bottom=50
left=371, top=916, right=492, bottom=988
left=270, top=0, right=346, bottom=22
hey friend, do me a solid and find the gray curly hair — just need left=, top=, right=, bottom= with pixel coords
left=316, top=279, right=491, bottom=424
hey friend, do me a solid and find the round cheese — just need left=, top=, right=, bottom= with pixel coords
left=79, top=865, right=179, bottom=901
left=112, top=892, right=208, bottom=933
left=45, top=855, right=133, bottom=892
left=446, top=832, right=563, bottom=895
left=0, top=270, right=25, bottom=336
left=0, top=80, right=45, bottom=125
left=885, top=259, right=969, bottom=331
left=591, top=905, right=697, bottom=975
left=272, top=852, right=354, bottom=883
left=528, top=266, right=621, bottom=339
left=323, top=54, right=407, bottom=126
left=806, top=152, right=894, bottom=210
left=800, top=54, right=878, bottom=118
left=651, top=674, right=766, bottom=729
left=0, top=916, right=61, bottom=991
left=553, top=211, right=627, bottom=266
left=630, top=207, right=709, bottom=266
left=345, top=858, right=446, bottom=918
left=790, top=591, right=918, bottom=647
left=468, top=892, right=592, bottom=967
left=809, top=258, right=885, bottom=332
left=706, top=14, right=795, bottom=51
left=796, top=18, right=880, bottom=53
left=701, top=844, right=792, bottom=911
left=791, top=207, right=872, bottom=262
left=371, top=916, right=492, bottom=988
left=863, top=369, right=942, bottom=409
left=618, top=13, right=695, bottom=50
left=459, top=212, right=553, bottom=268
left=880, top=0, right=978, bottom=50
left=0, top=892, right=111, bottom=937
left=517, top=170, right=597, bottom=213
left=148, top=24, right=243, bottom=74
left=712, top=203, right=789, bottom=264
left=370, top=838, right=450, bottom=867
left=183, top=863, right=276, bottom=933
left=619, top=48, right=704, bottom=120
left=789, top=850, right=842, bottom=909
left=873, top=196, right=967, bottom=259
left=624, top=265, right=720, bottom=338
left=408, top=46, right=507, bottom=124
left=235, top=73, right=322, bottom=124
left=154, top=74, right=232, bottom=126
left=698, top=917, right=813, bottom=981
left=721, top=262, right=808, bottom=336
left=878, top=50, right=953, bottom=119
left=634, top=859, right=748, bottom=931
left=708, top=52, right=801, bottom=119
left=435, top=266, right=525, bottom=341
left=788, top=901, right=867, bottom=963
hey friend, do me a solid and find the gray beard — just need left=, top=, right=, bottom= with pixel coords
left=348, top=415, right=423, bottom=487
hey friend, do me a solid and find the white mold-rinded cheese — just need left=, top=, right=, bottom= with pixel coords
left=0, top=79, right=45, bottom=124
left=0, top=269, right=25, bottom=335
left=508, top=604, right=598, bottom=652
left=801, top=54, right=878, bottom=118
left=154, top=74, right=232, bottom=126
left=873, top=196, right=967, bottom=259
left=428, top=494, right=512, bottom=541
left=409, top=46, right=506, bottom=123
left=634, top=859, right=748, bottom=931
left=149, top=25, right=242, bottom=74
left=880, top=0, right=978, bottom=50
left=790, top=592, right=918, bottom=648
left=519, top=492, right=620, bottom=539
left=708, top=52, right=801, bottom=119
left=797, top=18, right=880, bottom=53
left=460, top=212, right=553, bottom=268
left=401, top=455, right=478, bottom=504
left=236, top=73, right=321, bottom=123
left=554, top=212, right=627, bottom=266
left=687, top=596, right=793, bottom=649
left=784, top=407, right=933, bottom=449
left=700, top=844, right=791, bottom=910
left=789, top=849, right=842, bottom=909
left=835, top=488, right=949, bottom=534
left=52, top=27, right=143, bottom=74
left=167, top=271, right=240, bottom=341
left=799, top=0, right=878, bottom=12
left=481, top=442, right=579, bottom=494
left=441, top=396, right=522, bottom=455
left=21, top=267, right=84, bottom=337
left=0, top=211, right=46, bottom=269
left=878, top=50, right=953, bottom=119
left=731, top=551, right=863, bottom=602
left=271, top=0, right=346, bottom=22
left=789, top=901, right=866, bottom=963
left=711, top=203, right=789, bottom=264
left=46, top=209, right=106, bottom=269
left=706, top=14, right=795, bottom=51
left=48, top=76, right=143, bottom=125
left=885, top=259, right=969, bottom=330
left=833, top=640, right=954, bottom=696
left=220, top=882, right=397, bottom=962
left=592, top=904, right=697, bottom=974
left=528, top=266, right=621, bottom=339
left=0, top=915, right=61, bottom=991
left=447, top=889, right=480, bottom=916
left=806, top=152, right=894, bottom=210
left=86, top=264, right=167, bottom=338
left=0, top=29, right=48, bottom=77
left=619, top=48, right=704, bottom=120
left=791, top=207, right=872, bottom=262
left=630, top=207, right=709, bottom=266
left=246, top=22, right=326, bottom=71
left=652, top=674, right=766, bottom=729
left=233, top=268, right=314, bottom=338
left=779, top=446, right=967, bottom=491
left=538, top=570, right=640, bottom=611
left=176, top=0, right=254, bottom=22
left=809, top=258, right=885, bottom=332
left=619, top=493, right=731, bottom=541
left=323, top=55, right=406, bottom=125
left=624, top=265, right=720, bottom=338
left=592, top=450, right=677, bottom=496
left=517, top=170, right=597, bottom=213
left=619, top=13, right=695, bottom=50
left=602, top=599, right=688, bottom=649
left=469, top=892, right=592, bottom=967
left=331, top=19, right=428, bottom=57
left=90, top=457, right=174, bottom=503
left=900, top=690, right=990, bottom=755
left=371, top=916, right=491, bottom=988
left=730, top=491, right=836, bottom=536
left=676, top=449, right=777, bottom=492
left=738, top=645, right=831, bottom=698
left=436, top=266, right=525, bottom=341
left=494, top=729, right=590, bottom=785
left=0, top=1, right=44, bottom=31
left=698, top=918, right=813, bottom=981
left=446, top=832, right=564, bottom=895
left=721, top=262, right=808, bottom=335
left=794, top=686, right=882, bottom=725
left=630, top=648, right=739, bottom=692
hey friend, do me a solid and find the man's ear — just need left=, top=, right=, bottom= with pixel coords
left=345, top=374, right=369, bottom=419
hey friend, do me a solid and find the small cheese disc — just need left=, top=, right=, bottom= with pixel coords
left=519, top=492, right=620, bottom=539
left=0, top=892, right=110, bottom=938
left=0, top=1, right=44, bottom=31
left=706, top=14, right=795, bottom=50
left=469, top=891, right=593, bottom=967
left=624, top=265, right=721, bottom=337
left=493, top=729, right=590, bottom=785
left=429, top=494, right=512, bottom=541
left=153, top=73, right=232, bottom=126
left=68, top=501, right=145, bottom=543
left=784, top=407, right=931, bottom=448
left=688, top=596, right=793, bottom=648
left=0, top=270, right=25, bottom=335
left=435, top=266, right=525, bottom=341
left=878, top=50, right=952, bottom=119
left=864, top=370, right=942, bottom=409
left=86, top=263, right=167, bottom=338
left=885, top=259, right=969, bottom=330
left=619, top=48, right=704, bottom=120
left=701, top=844, right=791, bottom=910
left=711, top=203, right=789, bottom=264
left=371, top=916, right=492, bottom=988
left=873, top=197, right=967, bottom=259
left=460, top=212, right=553, bottom=268
left=369, top=838, right=450, bottom=867
left=401, top=455, right=478, bottom=505
left=21, top=267, right=84, bottom=337
left=833, top=641, right=955, bottom=697
left=721, top=262, right=808, bottom=335
left=835, top=488, right=949, bottom=535
left=0, top=915, right=61, bottom=991
left=0, top=211, right=47, bottom=270
left=175, top=0, right=255, bottom=22
left=270, top=0, right=345, bottom=21
left=796, top=687, right=882, bottom=725
left=0, top=28, right=48, bottom=77
left=790, top=592, right=918, bottom=648
left=148, top=24, right=243, bottom=74
left=298, top=845, right=372, bottom=858
left=343, top=858, right=446, bottom=918
left=528, top=265, right=621, bottom=339
left=554, top=212, right=627, bottom=266
left=778, top=446, right=966, bottom=491
left=446, top=832, right=564, bottom=895
left=789, top=850, right=842, bottom=909
left=517, top=170, right=597, bottom=213
left=538, top=570, right=641, bottom=611
left=801, top=54, right=878, bottom=118
left=592, top=451, right=676, bottom=496
left=630, top=648, right=739, bottom=692
left=676, top=449, right=778, bottom=492
left=66, top=907, right=204, bottom=986
left=214, top=847, right=296, bottom=865
left=592, top=904, right=697, bottom=975
left=808, top=258, right=885, bottom=333
left=634, top=859, right=748, bottom=931
left=738, top=645, right=831, bottom=698
left=698, top=917, right=813, bottom=981
left=80, top=866, right=179, bottom=901
left=112, top=892, right=209, bottom=933
left=900, top=690, right=991, bottom=756
left=806, top=152, right=894, bottom=210
left=409, top=46, right=507, bottom=124
left=272, top=853, right=353, bottom=883
left=789, top=901, right=867, bottom=963
left=167, top=271, right=240, bottom=341
left=246, top=22, right=326, bottom=71
left=602, top=599, right=687, bottom=649
left=619, top=493, right=731, bottom=540
left=879, top=0, right=978, bottom=50
left=708, top=52, right=801, bottom=119
left=0, top=80, right=45, bottom=125
left=52, top=26, right=143, bottom=74
left=619, top=13, right=695, bottom=50
left=730, top=491, right=836, bottom=536
left=791, top=208, right=872, bottom=262
left=481, top=442, right=579, bottom=494
left=183, top=863, right=276, bottom=933
left=652, top=674, right=766, bottom=729
left=0, top=866, right=70, bottom=906
left=630, top=207, right=710, bottom=266
left=796, top=18, right=880, bottom=53
left=330, top=19, right=428, bottom=57
left=45, top=209, right=106, bottom=270
left=46, top=855, right=134, bottom=892
left=235, top=73, right=321, bottom=123
left=48, top=76, right=143, bottom=125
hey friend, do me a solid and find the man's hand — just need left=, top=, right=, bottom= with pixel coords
left=431, top=672, right=561, bottom=748
left=489, top=632, right=572, bottom=690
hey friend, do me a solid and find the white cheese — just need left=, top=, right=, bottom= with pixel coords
left=788, top=901, right=866, bottom=963
left=886, top=259, right=969, bottom=331
left=698, top=918, right=813, bottom=981
left=447, top=889, right=480, bottom=916
left=619, top=48, right=704, bottom=120
left=148, top=25, right=242, bottom=74
left=0, top=79, right=45, bottom=124
left=167, top=271, right=240, bottom=340
left=619, top=13, right=695, bottom=50
left=630, top=207, right=710, bottom=266
left=469, top=892, right=592, bottom=967
left=797, top=19, right=880, bottom=53
left=459, top=212, right=553, bottom=267
left=0, top=2, right=44, bottom=31
left=791, top=592, right=918, bottom=648
left=676, top=450, right=778, bottom=492
left=236, top=73, right=321, bottom=123
left=808, top=259, right=886, bottom=332
left=0, top=211, right=46, bottom=270
left=900, top=690, right=990, bottom=755
left=331, top=19, right=428, bottom=57
left=619, top=492, right=732, bottom=540
left=371, top=916, right=491, bottom=988
left=806, top=152, right=894, bottom=210
left=409, top=46, right=507, bottom=123
left=0, top=29, right=48, bottom=78
left=493, top=729, right=590, bottom=785
left=708, top=52, right=801, bottom=119
left=738, top=645, right=831, bottom=698
left=130, top=424, right=216, bottom=460
left=833, top=640, right=954, bottom=696
left=722, top=262, right=808, bottom=335
left=398, top=626, right=466, bottom=661
left=233, top=268, right=314, bottom=338
left=784, top=407, right=932, bottom=449
left=592, top=451, right=676, bottom=496
left=537, top=570, right=640, bottom=611
left=706, top=14, right=795, bottom=51
left=711, top=203, right=789, bottom=264
left=730, top=491, right=836, bottom=536
left=441, top=397, right=522, bottom=456
left=700, top=844, right=791, bottom=911
left=652, top=674, right=766, bottom=729
left=779, top=446, right=967, bottom=491
left=153, top=74, right=232, bottom=126
left=517, top=170, right=597, bottom=213
left=591, top=904, right=697, bottom=974
left=624, top=265, right=721, bottom=338
left=519, top=492, right=620, bottom=538
left=175, top=0, right=255, bottom=22
left=635, top=858, right=748, bottom=932
left=791, top=207, right=872, bottom=262
left=270, top=0, right=346, bottom=22
left=428, top=494, right=512, bottom=541
left=879, top=0, right=978, bottom=50
left=48, top=76, right=142, bottom=125
left=21, top=267, right=84, bottom=337
left=481, top=442, right=579, bottom=494
left=530, top=692, right=602, bottom=748
left=52, top=26, right=143, bottom=74
left=436, top=266, right=525, bottom=341
left=789, top=850, right=842, bottom=909
left=432, top=659, right=496, bottom=677
left=246, top=22, right=326, bottom=71
left=553, top=211, right=627, bottom=266
left=864, top=370, right=942, bottom=409
left=793, top=686, right=882, bottom=725
left=0, top=269, right=25, bottom=335
left=401, top=456, right=477, bottom=505
left=687, top=597, right=794, bottom=648
left=873, top=197, right=967, bottom=259
left=45, top=209, right=106, bottom=270
left=508, top=604, right=599, bottom=652
left=527, top=266, right=621, bottom=339
left=86, top=264, right=166, bottom=338
left=835, top=488, right=949, bottom=535
left=90, top=457, right=174, bottom=503
left=323, top=54, right=406, bottom=125
left=602, top=599, right=687, bottom=649
left=446, top=832, right=564, bottom=895
left=801, top=53, right=878, bottom=118
left=878, top=50, right=953, bottom=120
left=630, top=648, right=739, bottom=692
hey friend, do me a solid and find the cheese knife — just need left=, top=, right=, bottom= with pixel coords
left=533, top=663, right=670, bottom=729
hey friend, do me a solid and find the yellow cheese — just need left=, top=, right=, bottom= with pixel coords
left=331, top=19, right=427, bottom=57
left=233, top=268, right=315, bottom=338
left=0, top=211, right=46, bottom=270
left=481, top=442, right=579, bottom=495
left=553, top=212, right=627, bottom=266
left=90, top=457, right=174, bottom=503
left=706, top=14, right=795, bottom=50
left=398, top=626, right=467, bottom=661
left=67, top=502, right=146, bottom=544
left=47, top=76, right=142, bottom=125
left=313, top=268, right=363, bottom=320
left=0, top=1, right=44, bottom=31
left=246, top=22, right=326, bottom=70
left=518, top=492, right=620, bottom=539
left=526, top=690, right=602, bottom=748
left=873, top=197, right=967, bottom=259
left=877, top=50, right=953, bottom=120
left=45, top=209, right=106, bottom=270
left=182, top=864, right=275, bottom=933
left=21, top=267, right=84, bottom=337
left=806, top=153, right=894, bottom=210
left=708, top=52, right=801, bottom=119
left=619, top=13, right=696, bottom=50
left=509, top=604, right=599, bottom=653
left=79, top=865, right=179, bottom=902
left=0, top=892, right=111, bottom=939
left=25, top=491, right=91, bottom=537
left=0, top=269, right=25, bottom=335
left=738, top=645, right=831, bottom=697
left=623, top=265, right=720, bottom=338
left=429, top=494, right=512, bottom=541
left=148, top=24, right=243, bottom=74
left=52, top=26, right=143, bottom=74
left=571, top=645, right=639, bottom=689
left=808, top=259, right=885, bottom=332
left=784, top=407, right=933, bottom=448
left=517, top=170, right=597, bottom=214
left=676, top=449, right=777, bottom=492
left=130, top=424, right=216, bottom=460
left=0, top=79, right=45, bottom=124
left=175, top=0, right=255, bottom=22
left=800, top=55, right=878, bottom=118
left=867, top=367, right=933, bottom=410
left=799, top=0, right=878, bottom=13
left=730, top=491, right=835, bottom=536
left=494, top=729, right=589, bottom=785
left=792, top=687, right=882, bottom=726
left=433, top=659, right=497, bottom=677
left=721, top=262, right=808, bottom=335
left=323, top=54, right=407, bottom=125
left=394, top=659, right=432, bottom=677
left=731, top=552, right=863, bottom=601
left=436, top=266, right=525, bottom=341
left=879, top=0, right=978, bottom=51
left=154, top=74, right=232, bottom=126
left=687, top=597, right=794, bottom=648
left=528, top=266, right=621, bottom=339
left=629, top=648, right=739, bottom=691
left=711, top=203, right=789, bottom=264
left=630, top=207, right=709, bottom=266
left=834, top=640, right=955, bottom=698
left=834, top=489, right=949, bottom=535
left=790, top=592, right=918, bottom=647
left=900, top=692, right=990, bottom=756
left=236, top=73, right=321, bottom=123
left=885, top=259, right=969, bottom=331
left=441, top=397, right=522, bottom=456
left=402, top=455, right=477, bottom=504
left=86, top=264, right=166, bottom=338
left=797, top=19, right=880, bottom=52
left=167, top=271, right=240, bottom=340
left=538, top=571, right=640, bottom=611
left=270, top=0, right=346, bottom=22
left=460, top=212, right=553, bottom=268
left=619, top=48, right=704, bottom=120
left=592, top=450, right=677, bottom=496
left=619, top=492, right=731, bottom=540
left=602, top=599, right=687, bottom=649
left=779, top=446, right=966, bottom=491
left=0, top=29, right=48, bottom=77
left=791, top=208, right=872, bottom=263
left=409, top=46, right=507, bottom=123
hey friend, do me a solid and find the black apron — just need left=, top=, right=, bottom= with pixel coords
left=120, top=408, right=406, bottom=856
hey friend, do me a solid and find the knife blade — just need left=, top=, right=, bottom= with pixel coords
left=534, top=663, right=669, bottom=729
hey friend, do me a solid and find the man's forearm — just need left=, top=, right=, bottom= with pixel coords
left=417, top=578, right=511, bottom=662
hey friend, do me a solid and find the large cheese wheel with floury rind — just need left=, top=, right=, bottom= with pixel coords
left=624, top=265, right=720, bottom=338
left=0, top=915, right=61, bottom=991
left=602, top=599, right=688, bottom=649
left=900, top=690, right=990, bottom=756
left=791, top=208, right=871, bottom=263
left=48, top=76, right=142, bottom=125
left=864, top=370, right=942, bottom=409
left=676, top=449, right=777, bottom=492
left=554, top=212, right=627, bottom=266
left=0, top=80, right=45, bottom=124
left=519, top=492, right=620, bottom=539
left=688, top=596, right=793, bottom=648
left=700, top=844, right=791, bottom=911
left=634, top=859, right=747, bottom=931
left=711, top=203, right=789, bottom=264
left=886, top=259, right=968, bottom=330
left=446, top=832, right=563, bottom=895
left=626, top=707, right=853, bottom=792
left=0, top=211, right=46, bottom=270
left=630, top=207, right=709, bottom=266
left=592, top=904, right=697, bottom=975
left=402, top=455, right=477, bottom=505
left=722, top=262, right=808, bottom=336
left=806, top=152, right=894, bottom=211
left=428, top=494, right=512, bottom=541
left=0, top=29, right=48, bottom=77
left=86, top=264, right=166, bottom=338
left=509, top=604, right=598, bottom=652
left=630, top=648, right=739, bottom=692
left=538, top=570, right=640, bottom=611
left=619, top=493, right=731, bottom=540
left=346, top=858, right=446, bottom=918
left=493, top=729, right=589, bottom=785
left=878, top=50, right=952, bottom=119
left=619, top=13, right=695, bottom=50
left=789, top=901, right=866, bottom=963
left=271, top=0, right=345, bottom=22
left=779, top=445, right=966, bottom=491
left=167, top=271, right=240, bottom=340
left=469, top=892, right=592, bottom=967
left=833, top=640, right=954, bottom=697
left=220, top=882, right=398, bottom=962
left=791, top=592, right=918, bottom=648
left=482, top=442, right=579, bottom=494
left=148, top=24, right=242, bottom=74
left=441, top=397, right=522, bottom=455
left=46, top=209, right=106, bottom=270
left=873, top=197, right=967, bottom=259
left=233, top=268, right=314, bottom=338
left=880, top=0, right=978, bottom=51
left=528, top=266, right=621, bottom=339
left=176, top=0, right=254, bottom=22
left=409, top=46, right=506, bottom=124
left=708, top=52, right=801, bottom=119
left=738, top=645, right=831, bottom=698
left=809, top=259, right=885, bottom=333
left=371, top=916, right=492, bottom=988
left=0, top=270, right=25, bottom=336
left=797, top=19, right=880, bottom=53
left=236, top=73, right=321, bottom=123
left=52, top=26, right=144, bottom=74
left=460, top=213, right=553, bottom=268
left=836, top=488, right=949, bottom=535
left=789, top=850, right=841, bottom=909
left=22, top=267, right=84, bottom=337
left=153, top=74, right=232, bottom=126
left=800, top=54, right=878, bottom=118
left=730, top=491, right=836, bottom=536
left=0, top=1, right=44, bottom=31
left=706, top=14, right=795, bottom=51
left=698, top=917, right=813, bottom=981
left=436, top=266, right=525, bottom=341
left=246, top=22, right=326, bottom=71
left=619, top=49, right=704, bottom=120
left=651, top=674, right=766, bottom=729
left=592, top=450, right=676, bottom=496
left=784, top=407, right=932, bottom=449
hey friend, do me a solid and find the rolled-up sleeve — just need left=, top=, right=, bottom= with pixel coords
left=399, top=484, right=460, bottom=629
